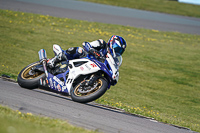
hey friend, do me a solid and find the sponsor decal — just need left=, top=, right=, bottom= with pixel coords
left=53, top=46, right=60, bottom=52
left=49, top=78, right=53, bottom=88
left=53, top=76, right=64, bottom=86
left=80, top=66, right=84, bottom=71
left=53, top=81, right=56, bottom=89
left=90, top=63, right=97, bottom=68
left=71, top=71, right=76, bottom=77
left=57, top=84, right=61, bottom=91
left=62, top=86, right=67, bottom=92
left=85, top=64, right=91, bottom=70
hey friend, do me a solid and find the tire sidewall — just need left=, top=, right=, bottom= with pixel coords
left=17, top=61, right=45, bottom=89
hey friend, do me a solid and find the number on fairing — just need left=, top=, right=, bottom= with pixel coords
left=66, top=79, right=73, bottom=84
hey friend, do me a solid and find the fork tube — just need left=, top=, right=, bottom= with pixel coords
left=42, top=60, right=48, bottom=78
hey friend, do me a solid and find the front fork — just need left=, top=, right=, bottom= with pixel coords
left=80, top=74, right=99, bottom=87
left=38, top=49, right=48, bottom=78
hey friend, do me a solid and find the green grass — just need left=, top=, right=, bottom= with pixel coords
left=0, top=105, right=98, bottom=133
left=80, top=0, right=200, bottom=18
left=0, top=9, right=200, bottom=132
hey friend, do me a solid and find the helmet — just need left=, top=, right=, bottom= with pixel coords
left=108, top=35, right=126, bottom=55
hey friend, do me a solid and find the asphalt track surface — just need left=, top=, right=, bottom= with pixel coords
left=0, top=78, right=194, bottom=133
left=0, top=0, right=198, bottom=132
left=0, top=0, right=200, bottom=35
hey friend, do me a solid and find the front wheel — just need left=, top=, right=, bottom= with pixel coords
left=17, top=61, right=45, bottom=89
left=71, top=77, right=108, bottom=103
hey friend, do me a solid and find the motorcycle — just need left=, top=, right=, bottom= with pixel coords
left=17, top=49, right=122, bottom=103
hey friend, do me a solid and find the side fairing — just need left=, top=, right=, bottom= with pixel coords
left=46, top=73, right=68, bottom=93
left=66, top=59, right=101, bottom=94
left=47, top=59, right=101, bottom=95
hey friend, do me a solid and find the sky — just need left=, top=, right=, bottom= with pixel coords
left=178, top=0, right=200, bottom=5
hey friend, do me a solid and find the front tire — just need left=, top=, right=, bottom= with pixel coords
left=17, top=61, right=45, bottom=89
left=71, top=77, right=108, bottom=103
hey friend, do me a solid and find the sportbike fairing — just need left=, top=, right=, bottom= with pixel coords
left=44, top=59, right=101, bottom=94
left=38, top=49, right=122, bottom=95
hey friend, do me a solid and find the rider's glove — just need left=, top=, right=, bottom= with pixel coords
left=89, top=48, right=100, bottom=58
left=88, top=48, right=105, bottom=61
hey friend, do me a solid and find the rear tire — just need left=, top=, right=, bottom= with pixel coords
left=17, top=61, right=45, bottom=89
left=71, top=77, right=108, bottom=103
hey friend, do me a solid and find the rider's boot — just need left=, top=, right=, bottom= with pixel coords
left=47, top=44, right=67, bottom=68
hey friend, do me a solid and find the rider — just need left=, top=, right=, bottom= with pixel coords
left=47, top=35, right=126, bottom=74
left=82, top=35, right=126, bottom=60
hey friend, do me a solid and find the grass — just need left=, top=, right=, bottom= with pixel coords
left=80, top=0, right=200, bottom=18
left=0, top=105, right=98, bottom=133
left=0, top=9, right=200, bottom=132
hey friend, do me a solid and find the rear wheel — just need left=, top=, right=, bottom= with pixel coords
left=71, top=77, right=108, bottom=103
left=17, top=61, right=45, bottom=89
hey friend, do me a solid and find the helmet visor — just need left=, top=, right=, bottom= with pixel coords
left=112, top=43, right=124, bottom=55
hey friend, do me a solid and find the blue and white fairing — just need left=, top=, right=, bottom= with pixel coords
left=45, top=72, right=69, bottom=93
left=40, top=50, right=122, bottom=95
left=45, top=58, right=101, bottom=94
left=91, top=53, right=120, bottom=86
